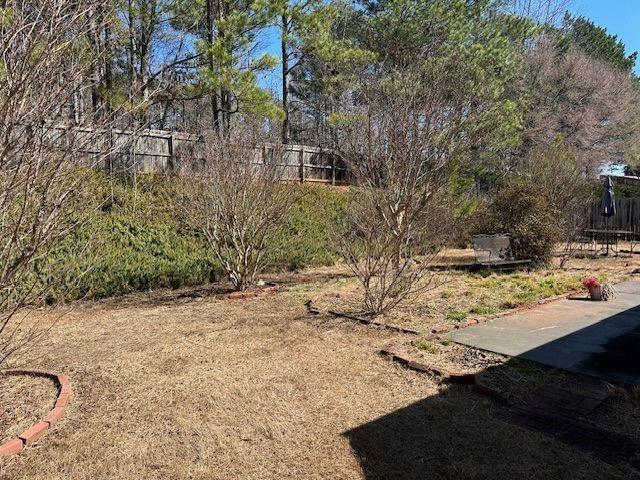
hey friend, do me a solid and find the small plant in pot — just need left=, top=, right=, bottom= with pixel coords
left=583, top=276, right=602, bottom=300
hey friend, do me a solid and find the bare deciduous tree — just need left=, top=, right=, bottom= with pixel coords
left=184, top=126, right=291, bottom=291
left=501, top=0, right=571, bottom=26
left=521, top=37, right=640, bottom=173
left=336, top=73, right=464, bottom=316
left=0, top=0, right=147, bottom=366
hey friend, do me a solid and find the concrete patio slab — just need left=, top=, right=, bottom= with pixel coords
left=445, top=281, right=640, bottom=385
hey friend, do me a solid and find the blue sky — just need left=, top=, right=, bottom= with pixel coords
left=569, top=0, right=640, bottom=74
left=258, top=0, right=640, bottom=88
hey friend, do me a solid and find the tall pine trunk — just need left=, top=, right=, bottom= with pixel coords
left=281, top=13, right=290, bottom=144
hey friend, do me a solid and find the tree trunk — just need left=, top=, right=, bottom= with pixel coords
left=281, top=13, right=290, bottom=144
left=205, top=0, right=220, bottom=132
left=103, top=22, right=113, bottom=119
left=127, top=0, right=136, bottom=104
left=219, top=0, right=231, bottom=136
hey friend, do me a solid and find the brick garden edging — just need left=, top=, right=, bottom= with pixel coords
left=0, top=369, right=72, bottom=458
left=430, top=289, right=583, bottom=335
left=380, top=347, right=476, bottom=384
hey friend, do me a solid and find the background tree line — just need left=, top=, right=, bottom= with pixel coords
left=72, top=0, right=640, bottom=176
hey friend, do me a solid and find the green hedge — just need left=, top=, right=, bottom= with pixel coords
left=38, top=173, right=350, bottom=302
left=265, top=185, right=350, bottom=270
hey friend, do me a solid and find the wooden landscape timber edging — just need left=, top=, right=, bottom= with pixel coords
left=380, top=346, right=520, bottom=399
left=0, top=369, right=72, bottom=458
left=379, top=347, right=475, bottom=384
left=328, top=310, right=420, bottom=335
left=222, top=285, right=279, bottom=300
left=430, top=290, right=582, bottom=335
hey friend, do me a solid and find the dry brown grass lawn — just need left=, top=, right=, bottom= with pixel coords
left=0, top=252, right=637, bottom=479
left=0, top=375, right=56, bottom=444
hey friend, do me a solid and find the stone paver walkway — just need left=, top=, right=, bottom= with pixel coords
left=446, top=281, right=640, bottom=385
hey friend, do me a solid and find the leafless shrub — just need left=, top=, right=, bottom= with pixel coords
left=0, top=0, right=148, bottom=366
left=339, top=191, right=453, bottom=316
left=184, top=126, right=292, bottom=291
left=519, top=141, right=594, bottom=267
left=335, top=73, right=463, bottom=316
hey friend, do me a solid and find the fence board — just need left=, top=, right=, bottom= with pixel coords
left=585, top=198, right=640, bottom=237
left=76, top=127, right=350, bottom=184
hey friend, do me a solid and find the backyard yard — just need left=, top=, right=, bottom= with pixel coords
left=5, top=0, right=640, bottom=478
left=2, top=252, right=639, bottom=479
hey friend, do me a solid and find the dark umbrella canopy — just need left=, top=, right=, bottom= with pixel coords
left=601, top=176, right=616, bottom=218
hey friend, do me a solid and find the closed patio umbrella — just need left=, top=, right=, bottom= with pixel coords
left=601, top=176, right=616, bottom=255
left=601, top=176, right=616, bottom=218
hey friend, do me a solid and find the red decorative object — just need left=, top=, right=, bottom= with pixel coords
left=583, top=276, right=602, bottom=300
left=583, top=276, right=600, bottom=290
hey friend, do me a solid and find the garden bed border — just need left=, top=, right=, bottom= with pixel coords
left=0, top=369, right=72, bottom=458
left=431, top=290, right=582, bottom=335
left=380, top=347, right=476, bottom=384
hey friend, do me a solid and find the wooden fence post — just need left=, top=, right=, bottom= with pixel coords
left=331, top=153, right=336, bottom=186
left=167, top=133, right=174, bottom=171
left=299, top=146, right=305, bottom=183
left=107, top=129, right=114, bottom=172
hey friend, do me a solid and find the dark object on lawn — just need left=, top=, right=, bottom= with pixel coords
left=473, top=234, right=531, bottom=270
left=601, top=177, right=617, bottom=256
left=305, top=299, right=320, bottom=315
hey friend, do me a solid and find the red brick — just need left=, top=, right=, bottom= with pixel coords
left=0, top=439, right=24, bottom=457
left=457, top=319, right=479, bottom=329
left=57, top=375, right=71, bottom=394
left=43, top=406, right=66, bottom=426
left=431, top=326, right=450, bottom=334
left=19, top=422, right=49, bottom=445
left=226, top=290, right=258, bottom=299
left=55, top=392, right=71, bottom=408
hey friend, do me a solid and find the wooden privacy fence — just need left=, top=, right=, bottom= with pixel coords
left=585, top=198, right=640, bottom=237
left=74, top=127, right=352, bottom=185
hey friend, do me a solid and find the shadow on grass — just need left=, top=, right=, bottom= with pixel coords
left=345, top=292, right=640, bottom=479
left=344, top=375, right=639, bottom=480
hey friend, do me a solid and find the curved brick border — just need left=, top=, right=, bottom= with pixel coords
left=0, top=369, right=72, bottom=458
left=431, top=289, right=583, bottom=335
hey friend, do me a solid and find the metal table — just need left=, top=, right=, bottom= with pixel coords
left=584, top=229, right=633, bottom=256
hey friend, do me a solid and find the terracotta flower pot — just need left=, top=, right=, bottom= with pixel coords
left=589, top=285, right=602, bottom=301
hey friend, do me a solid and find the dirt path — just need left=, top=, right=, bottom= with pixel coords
left=0, top=288, right=633, bottom=479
